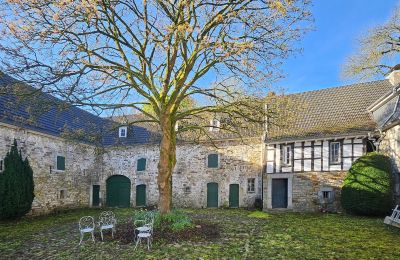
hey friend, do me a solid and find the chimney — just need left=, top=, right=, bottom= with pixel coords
left=386, top=64, right=400, bottom=87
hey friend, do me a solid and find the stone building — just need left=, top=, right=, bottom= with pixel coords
left=0, top=70, right=400, bottom=214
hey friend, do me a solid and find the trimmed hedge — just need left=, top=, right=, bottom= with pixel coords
left=341, top=152, right=393, bottom=216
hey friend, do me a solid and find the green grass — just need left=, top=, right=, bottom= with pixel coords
left=1, top=208, right=400, bottom=259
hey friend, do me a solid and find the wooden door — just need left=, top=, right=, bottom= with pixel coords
left=106, top=175, right=131, bottom=207
left=136, top=184, right=146, bottom=207
left=207, top=182, right=219, bottom=208
left=229, top=184, right=239, bottom=208
left=92, top=185, right=100, bottom=207
left=272, top=178, right=288, bottom=208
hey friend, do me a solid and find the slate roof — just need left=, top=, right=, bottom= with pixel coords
left=0, top=72, right=155, bottom=146
left=266, top=80, right=393, bottom=143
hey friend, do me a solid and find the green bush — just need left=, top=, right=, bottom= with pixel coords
left=341, top=152, right=393, bottom=216
left=0, top=139, right=35, bottom=219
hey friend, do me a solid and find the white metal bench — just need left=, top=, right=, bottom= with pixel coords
left=384, top=205, right=400, bottom=228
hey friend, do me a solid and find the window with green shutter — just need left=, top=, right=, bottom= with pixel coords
left=137, top=158, right=146, bottom=171
left=56, top=156, right=65, bottom=171
left=207, top=154, right=219, bottom=168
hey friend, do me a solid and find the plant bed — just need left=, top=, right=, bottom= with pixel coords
left=98, top=220, right=220, bottom=245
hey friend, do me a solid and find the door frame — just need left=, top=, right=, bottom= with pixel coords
left=91, top=184, right=100, bottom=207
left=266, top=174, right=293, bottom=209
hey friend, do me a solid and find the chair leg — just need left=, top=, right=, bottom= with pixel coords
left=134, top=237, right=141, bottom=250
left=112, top=228, right=114, bottom=238
left=147, top=237, right=150, bottom=250
left=79, top=232, right=83, bottom=245
left=92, top=231, right=95, bottom=243
left=101, top=229, right=104, bottom=241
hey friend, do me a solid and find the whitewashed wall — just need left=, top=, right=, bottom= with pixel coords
left=266, top=137, right=365, bottom=173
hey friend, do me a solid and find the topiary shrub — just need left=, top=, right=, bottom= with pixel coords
left=341, top=152, right=393, bottom=216
left=0, top=139, right=35, bottom=219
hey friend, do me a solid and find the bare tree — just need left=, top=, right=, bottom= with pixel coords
left=343, top=7, right=400, bottom=80
left=0, top=0, right=311, bottom=214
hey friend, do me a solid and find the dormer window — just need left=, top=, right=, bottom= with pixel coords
left=119, top=126, right=127, bottom=138
left=209, top=118, right=220, bottom=132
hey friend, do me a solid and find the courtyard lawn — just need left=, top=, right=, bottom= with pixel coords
left=1, top=208, right=400, bottom=259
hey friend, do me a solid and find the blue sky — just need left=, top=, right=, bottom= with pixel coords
left=279, top=0, right=399, bottom=94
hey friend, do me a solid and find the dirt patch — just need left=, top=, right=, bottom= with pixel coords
left=98, top=221, right=220, bottom=245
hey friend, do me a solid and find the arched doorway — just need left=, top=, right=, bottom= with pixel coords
left=207, top=182, right=219, bottom=208
left=106, top=175, right=131, bottom=207
left=229, top=184, right=239, bottom=208
left=136, top=184, right=147, bottom=207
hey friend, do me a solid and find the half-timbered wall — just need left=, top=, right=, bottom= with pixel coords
left=266, top=137, right=365, bottom=173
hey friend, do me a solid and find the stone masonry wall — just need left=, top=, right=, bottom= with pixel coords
left=101, top=140, right=263, bottom=208
left=0, top=123, right=99, bottom=215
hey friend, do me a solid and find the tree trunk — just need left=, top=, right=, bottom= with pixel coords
left=157, top=115, right=177, bottom=215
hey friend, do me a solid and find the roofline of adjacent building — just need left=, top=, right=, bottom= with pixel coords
left=265, top=131, right=371, bottom=145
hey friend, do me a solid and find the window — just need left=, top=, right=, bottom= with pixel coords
left=209, top=118, right=220, bottom=132
left=137, top=158, right=146, bottom=171
left=330, top=142, right=341, bottom=164
left=282, top=145, right=292, bottom=166
left=247, top=178, right=255, bottom=193
left=56, top=156, right=65, bottom=171
left=59, top=190, right=66, bottom=200
left=184, top=186, right=191, bottom=194
left=207, top=153, right=219, bottom=168
left=119, top=126, right=127, bottom=138
left=322, top=191, right=331, bottom=199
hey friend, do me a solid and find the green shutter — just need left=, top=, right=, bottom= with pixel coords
left=57, top=156, right=65, bottom=171
left=137, top=158, right=146, bottom=171
left=207, top=154, right=219, bottom=168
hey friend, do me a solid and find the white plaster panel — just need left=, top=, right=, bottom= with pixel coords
left=353, top=138, right=363, bottom=144
left=294, top=160, right=301, bottom=171
left=294, top=147, right=302, bottom=159
left=267, top=145, right=275, bottom=149
left=267, top=149, right=275, bottom=161
left=304, top=147, right=311, bottom=159
left=314, top=141, right=321, bottom=145
left=330, top=164, right=341, bottom=171
left=343, top=139, right=352, bottom=144
left=294, top=142, right=302, bottom=147
left=353, top=144, right=363, bottom=157
left=314, top=146, right=321, bottom=158
left=343, top=144, right=352, bottom=157
left=304, top=141, right=312, bottom=146
left=343, top=158, right=352, bottom=170
left=323, top=141, right=329, bottom=171
left=314, top=159, right=321, bottom=171
left=266, top=162, right=274, bottom=173
left=281, top=166, right=292, bottom=173
left=304, top=159, right=311, bottom=171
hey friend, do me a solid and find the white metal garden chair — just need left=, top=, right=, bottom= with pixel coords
left=135, top=212, right=154, bottom=250
left=98, top=211, right=117, bottom=241
left=78, top=216, right=95, bottom=245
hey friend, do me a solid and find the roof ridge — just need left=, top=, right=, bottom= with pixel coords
left=287, top=79, right=389, bottom=96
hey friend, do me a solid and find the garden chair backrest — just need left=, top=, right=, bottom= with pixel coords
left=79, top=216, right=95, bottom=231
left=99, top=211, right=116, bottom=226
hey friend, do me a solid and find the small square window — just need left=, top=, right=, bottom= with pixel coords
left=184, top=186, right=191, bottom=194
left=137, top=158, right=146, bottom=171
left=247, top=178, right=255, bottom=193
left=207, top=154, right=219, bottom=168
left=119, top=126, right=128, bottom=138
left=56, top=156, right=65, bottom=171
left=59, top=190, right=66, bottom=200
left=322, top=191, right=331, bottom=199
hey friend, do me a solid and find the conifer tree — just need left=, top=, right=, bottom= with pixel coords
left=0, top=139, right=34, bottom=219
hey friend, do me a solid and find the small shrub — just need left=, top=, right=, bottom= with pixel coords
left=341, top=152, right=393, bottom=216
left=248, top=211, right=270, bottom=219
left=0, top=139, right=35, bottom=219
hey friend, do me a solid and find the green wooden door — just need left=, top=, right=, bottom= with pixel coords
left=272, top=178, right=288, bottom=208
left=229, top=184, right=239, bottom=208
left=92, top=185, right=100, bottom=207
left=136, top=184, right=146, bottom=207
left=207, top=182, right=219, bottom=208
left=106, top=175, right=131, bottom=207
